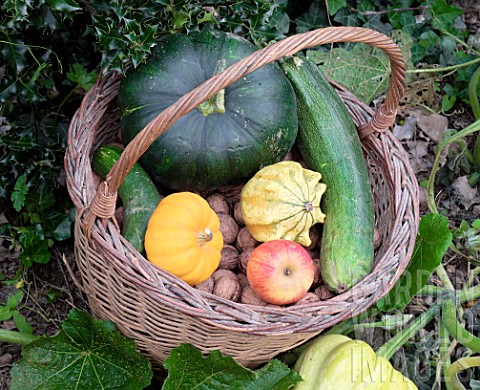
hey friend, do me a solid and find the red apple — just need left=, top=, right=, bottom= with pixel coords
left=246, top=240, right=315, bottom=305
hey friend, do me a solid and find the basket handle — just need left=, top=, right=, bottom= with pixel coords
left=84, top=26, right=406, bottom=235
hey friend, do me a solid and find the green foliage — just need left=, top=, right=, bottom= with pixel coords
left=306, top=29, right=413, bottom=103
left=9, top=309, right=153, bottom=390
left=452, top=219, right=480, bottom=257
left=0, top=289, right=33, bottom=334
left=0, top=0, right=290, bottom=266
left=291, top=0, right=478, bottom=108
left=377, top=213, right=452, bottom=312
left=163, top=343, right=302, bottom=390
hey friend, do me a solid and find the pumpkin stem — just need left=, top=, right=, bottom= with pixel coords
left=198, top=228, right=214, bottom=246
left=197, top=59, right=227, bottom=117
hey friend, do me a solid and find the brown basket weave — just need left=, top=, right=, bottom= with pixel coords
left=65, top=27, right=419, bottom=368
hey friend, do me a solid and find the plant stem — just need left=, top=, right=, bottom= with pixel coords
left=0, top=329, right=39, bottom=345
left=470, top=65, right=480, bottom=121
left=439, top=28, right=480, bottom=57
left=465, top=267, right=480, bottom=288
left=324, top=318, right=355, bottom=336
left=376, top=303, right=442, bottom=360
left=436, top=264, right=455, bottom=291
left=418, top=282, right=480, bottom=303
left=438, top=320, right=454, bottom=390
left=470, top=65, right=480, bottom=169
left=441, top=292, right=480, bottom=353
left=459, top=282, right=480, bottom=303
left=417, top=285, right=446, bottom=296
left=407, top=57, right=480, bottom=75
left=446, top=356, right=480, bottom=390
left=426, top=119, right=480, bottom=214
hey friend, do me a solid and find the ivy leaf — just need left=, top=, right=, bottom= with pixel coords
left=66, top=63, right=98, bottom=91
left=295, top=2, right=328, bottom=33
left=13, top=310, right=33, bottom=334
left=9, top=309, right=153, bottom=390
left=6, top=290, right=24, bottom=309
left=11, top=174, right=28, bottom=211
left=429, top=0, right=463, bottom=33
left=52, top=213, right=73, bottom=241
left=327, top=0, right=347, bottom=15
left=18, top=227, right=51, bottom=267
left=377, top=213, right=452, bottom=312
left=163, top=344, right=302, bottom=390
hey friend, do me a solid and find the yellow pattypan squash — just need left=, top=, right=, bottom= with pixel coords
left=240, top=161, right=326, bottom=247
left=294, top=334, right=418, bottom=389
left=144, top=192, right=223, bottom=285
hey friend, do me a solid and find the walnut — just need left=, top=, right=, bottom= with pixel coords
left=195, top=277, right=214, bottom=294
left=213, top=275, right=241, bottom=302
left=219, top=245, right=239, bottom=270
left=207, top=194, right=229, bottom=214
left=282, top=150, right=293, bottom=161
left=240, top=286, right=267, bottom=306
left=92, top=172, right=103, bottom=190
left=237, top=273, right=250, bottom=290
left=216, top=183, right=244, bottom=204
left=238, top=247, right=255, bottom=273
left=305, top=226, right=321, bottom=251
left=236, top=227, right=258, bottom=252
left=233, top=202, right=245, bottom=226
left=212, top=269, right=237, bottom=282
left=315, top=285, right=335, bottom=300
left=217, top=212, right=239, bottom=245
left=374, top=228, right=382, bottom=250
left=294, top=292, right=320, bottom=305
left=115, top=206, right=124, bottom=229
left=312, top=258, right=321, bottom=286
left=307, top=248, right=319, bottom=260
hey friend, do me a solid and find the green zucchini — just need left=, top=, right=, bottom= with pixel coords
left=91, top=145, right=162, bottom=253
left=281, top=56, right=374, bottom=293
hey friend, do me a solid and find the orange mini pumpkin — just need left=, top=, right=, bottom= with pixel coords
left=145, top=192, right=224, bottom=285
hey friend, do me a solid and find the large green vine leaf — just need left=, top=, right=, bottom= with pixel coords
left=377, top=213, right=453, bottom=312
left=9, top=309, right=153, bottom=390
left=162, top=343, right=302, bottom=390
left=306, top=29, right=413, bottom=104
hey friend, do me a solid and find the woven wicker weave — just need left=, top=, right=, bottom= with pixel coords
left=65, top=27, right=419, bottom=368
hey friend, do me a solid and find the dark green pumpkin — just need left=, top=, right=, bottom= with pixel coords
left=118, top=30, right=298, bottom=192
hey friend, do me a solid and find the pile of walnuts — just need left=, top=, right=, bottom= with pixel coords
left=195, top=185, right=336, bottom=307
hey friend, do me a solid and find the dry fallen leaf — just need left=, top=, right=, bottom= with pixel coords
left=406, top=140, right=432, bottom=174
left=417, top=113, right=449, bottom=143
left=452, top=176, right=478, bottom=210
left=397, top=71, right=440, bottom=115
left=393, top=116, right=417, bottom=141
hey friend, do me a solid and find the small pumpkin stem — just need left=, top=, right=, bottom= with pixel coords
left=198, top=228, right=214, bottom=246
left=197, top=59, right=227, bottom=116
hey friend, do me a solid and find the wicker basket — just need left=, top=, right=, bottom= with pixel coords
left=65, top=27, right=419, bottom=368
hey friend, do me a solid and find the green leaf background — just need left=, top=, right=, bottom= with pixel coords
left=163, top=343, right=302, bottom=390
left=9, top=309, right=153, bottom=390
left=378, top=213, right=453, bottom=312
